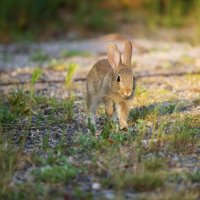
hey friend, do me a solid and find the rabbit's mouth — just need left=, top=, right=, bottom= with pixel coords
left=121, top=91, right=133, bottom=99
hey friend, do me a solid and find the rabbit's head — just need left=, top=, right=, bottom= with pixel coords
left=108, top=41, right=135, bottom=99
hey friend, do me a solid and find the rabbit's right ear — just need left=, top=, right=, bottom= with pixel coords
left=123, top=41, right=132, bottom=65
left=107, top=44, right=121, bottom=69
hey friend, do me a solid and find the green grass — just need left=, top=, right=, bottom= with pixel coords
left=30, top=67, right=43, bottom=97
left=111, top=171, right=165, bottom=192
left=187, top=170, right=200, bottom=183
left=61, top=50, right=91, bottom=58
left=143, top=156, right=166, bottom=172
left=65, top=63, right=77, bottom=88
left=30, top=50, right=48, bottom=62
left=0, top=76, right=200, bottom=200
left=0, top=89, right=78, bottom=199
left=33, top=163, right=77, bottom=183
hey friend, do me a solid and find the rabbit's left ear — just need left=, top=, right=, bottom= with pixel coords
left=123, top=41, right=132, bottom=65
left=107, top=44, right=121, bottom=69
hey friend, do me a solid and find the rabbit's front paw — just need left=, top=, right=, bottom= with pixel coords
left=119, top=120, right=128, bottom=131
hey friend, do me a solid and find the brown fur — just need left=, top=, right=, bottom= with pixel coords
left=86, top=41, right=135, bottom=130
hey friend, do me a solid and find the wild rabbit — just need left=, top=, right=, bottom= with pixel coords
left=86, top=41, right=135, bottom=130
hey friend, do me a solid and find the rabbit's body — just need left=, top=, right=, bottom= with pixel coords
left=86, top=41, right=135, bottom=130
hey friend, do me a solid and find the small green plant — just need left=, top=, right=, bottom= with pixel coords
left=143, top=157, right=166, bottom=172
left=8, top=89, right=31, bottom=116
left=65, top=63, right=77, bottom=88
left=30, top=49, right=48, bottom=62
left=112, top=172, right=164, bottom=192
left=74, top=187, right=93, bottom=199
left=129, top=106, right=153, bottom=121
left=74, top=133, right=98, bottom=151
left=42, top=132, right=50, bottom=151
left=0, top=105, right=15, bottom=125
left=87, top=117, right=96, bottom=135
left=101, top=119, right=112, bottom=139
left=130, top=172, right=164, bottom=192
left=61, top=50, right=91, bottom=58
left=0, top=144, right=18, bottom=197
left=135, top=119, right=149, bottom=148
left=169, top=122, right=198, bottom=154
left=193, top=97, right=200, bottom=106
left=30, top=67, right=42, bottom=97
left=187, top=170, right=200, bottom=183
left=0, top=90, right=33, bottom=128
left=64, top=97, right=74, bottom=122
left=33, top=163, right=77, bottom=183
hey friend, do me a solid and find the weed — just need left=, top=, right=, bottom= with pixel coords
left=0, top=144, right=18, bottom=197
left=143, top=189, right=198, bottom=200
left=33, top=163, right=77, bottom=183
left=5, top=183, right=45, bottom=200
left=63, top=96, right=74, bottom=122
left=61, top=50, right=91, bottom=58
left=30, top=49, right=48, bottom=62
left=143, top=156, right=166, bottom=172
left=30, top=67, right=42, bottom=97
left=0, top=90, right=32, bottom=127
left=193, top=97, right=200, bottom=106
left=130, top=106, right=153, bottom=121
left=187, top=170, right=200, bottom=183
left=110, top=131, right=133, bottom=144
left=0, top=104, right=15, bottom=125
left=8, top=89, right=31, bottom=116
left=65, top=63, right=77, bottom=89
left=87, top=117, right=96, bottom=135
left=112, top=172, right=164, bottom=192
left=168, top=118, right=199, bottom=153
left=74, top=133, right=97, bottom=151
left=101, top=119, right=112, bottom=139
left=74, top=187, right=93, bottom=200
left=130, top=101, right=177, bottom=122
left=42, top=131, right=50, bottom=151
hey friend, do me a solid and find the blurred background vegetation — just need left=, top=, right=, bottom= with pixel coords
left=0, top=0, right=200, bottom=43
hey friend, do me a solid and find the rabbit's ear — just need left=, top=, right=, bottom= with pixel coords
left=123, top=41, right=132, bottom=65
left=108, top=44, right=121, bottom=69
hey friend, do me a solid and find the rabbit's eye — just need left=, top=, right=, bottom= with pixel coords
left=116, top=75, right=120, bottom=82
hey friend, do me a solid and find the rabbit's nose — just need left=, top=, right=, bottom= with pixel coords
left=124, top=90, right=131, bottom=97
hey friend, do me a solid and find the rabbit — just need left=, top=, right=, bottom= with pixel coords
left=86, top=41, right=135, bottom=130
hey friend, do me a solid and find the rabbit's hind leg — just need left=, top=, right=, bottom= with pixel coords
left=86, top=92, right=98, bottom=126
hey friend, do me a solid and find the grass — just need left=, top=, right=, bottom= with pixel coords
left=30, top=67, right=43, bottom=97
left=143, top=156, right=166, bottom=172
left=0, top=72, right=200, bottom=199
left=118, top=172, right=165, bottom=192
left=0, top=89, right=78, bottom=199
left=65, top=63, right=77, bottom=88
left=61, top=50, right=91, bottom=58
left=33, top=163, right=77, bottom=183
left=187, top=170, right=200, bottom=183
left=30, top=49, right=48, bottom=62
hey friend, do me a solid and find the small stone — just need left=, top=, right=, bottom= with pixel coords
left=103, top=190, right=115, bottom=200
left=92, top=182, right=101, bottom=190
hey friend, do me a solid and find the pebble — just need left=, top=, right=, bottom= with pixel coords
left=102, top=190, right=115, bottom=200
left=92, top=182, right=101, bottom=190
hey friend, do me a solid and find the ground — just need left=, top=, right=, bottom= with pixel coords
left=0, top=36, right=200, bottom=200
